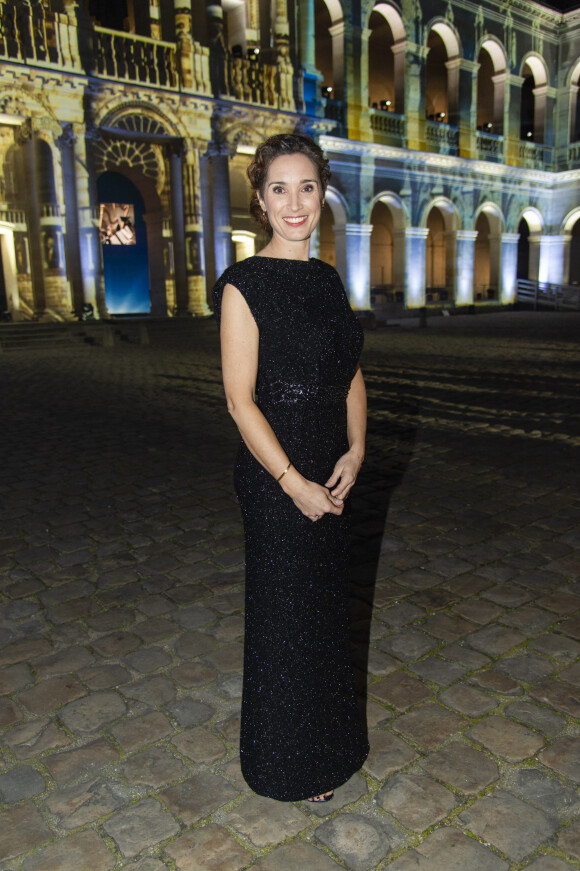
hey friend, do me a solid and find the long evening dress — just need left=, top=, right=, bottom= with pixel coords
left=212, top=255, right=369, bottom=802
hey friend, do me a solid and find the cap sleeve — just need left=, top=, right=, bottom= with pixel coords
left=211, top=260, right=264, bottom=329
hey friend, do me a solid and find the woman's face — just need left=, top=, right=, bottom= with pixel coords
left=258, top=152, right=323, bottom=246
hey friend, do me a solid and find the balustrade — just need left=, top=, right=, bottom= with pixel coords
left=369, top=108, right=405, bottom=139
left=426, top=120, right=459, bottom=154
left=476, top=131, right=504, bottom=162
left=93, top=27, right=176, bottom=89
left=219, top=52, right=278, bottom=108
left=518, top=140, right=552, bottom=169
left=0, top=0, right=60, bottom=65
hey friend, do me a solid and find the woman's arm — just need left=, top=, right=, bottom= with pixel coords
left=325, top=365, right=367, bottom=502
left=220, top=283, right=343, bottom=520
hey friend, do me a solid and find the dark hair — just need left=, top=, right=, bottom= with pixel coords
left=247, top=133, right=331, bottom=234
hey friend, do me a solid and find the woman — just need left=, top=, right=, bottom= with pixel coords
left=212, top=133, right=369, bottom=803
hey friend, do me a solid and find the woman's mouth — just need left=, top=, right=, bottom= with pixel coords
left=283, top=216, right=308, bottom=227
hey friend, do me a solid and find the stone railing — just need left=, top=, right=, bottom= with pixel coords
left=219, top=52, right=278, bottom=107
left=369, top=109, right=405, bottom=140
left=518, top=140, right=552, bottom=170
left=0, top=0, right=78, bottom=69
left=426, top=120, right=459, bottom=155
left=568, top=142, right=580, bottom=165
left=93, top=27, right=177, bottom=89
left=0, top=205, right=25, bottom=225
left=476, top=131, right=504, bottom=162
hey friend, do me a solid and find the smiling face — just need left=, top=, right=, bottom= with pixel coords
left=258, top=152, right=323, bottom=252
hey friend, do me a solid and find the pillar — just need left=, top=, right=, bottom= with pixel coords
left=20, top=127, right=45, bottom=317
left=149, top=0, right=161, bottom=39
left=392, top=41, right=406, bottom=115
left=404, top=227, right=429, bottom=307
left=333, top=224, right=373, bottom=309
left=169, top=147, right=189, bottom=316
left=405, top=43, right=428, bottom=150
left=492, top=71, right=506, bottom=134
left=500, top=232, right=519, bottom=303
left=458, top=59, right=478, bottom=158
left=210, top=149, right=234, bottom=281
left=184, top=143, right=211, bottom=316
left=299, top=0, right=316, bottom=73
left=175, top=0, right=194, bottom=89
left=505, top=74, right=524, bottom=165
left=57, top=124, right=84, bottom=316
left=538, top=235, right=566, bottom=286
left=329, top=20, right=345, bottom=102
left=455, top=230, right=478, bottom=305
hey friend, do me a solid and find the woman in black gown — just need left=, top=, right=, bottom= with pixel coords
left=213, top=134, right=369, bottom=803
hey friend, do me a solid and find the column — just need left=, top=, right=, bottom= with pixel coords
left=492, top=71, right=506, bottom=134
left=404, top=43, right=428, bottom=150
left=538, top=235, right=566, bottom=286
left=392, top=41, right=406, bottom=114
left=455, top=230, right=478, bottom=305
left=207, top=0, right=226, bottom=95
left=184, top=143, right=211, bottom=316
left=488, top=232, right=502, bottom=297
left=445, top=57, right=460, bottom=126
left=83, top=127, right=108, bottom=318
left=299, top=0, right=316, bottom=73
left=528, top=233, right=541, bottom=281
left=199, top=153, right=216, bottom=290
left=57, top=124, right=84, bottom=316
left=458, top=59, right=478, bottom=159
left=500, top=233, right=519, bottom=303
left=505, top=74, right=524, bottom=165
left=343, top=224, right=373, bottom=309
left=175, top=0, right=194, bottom=89
left=329, top=21, right=345, bottom=102
left=274, top=0, right=294, bottom=110
left=169, top=147, right=188, bottom=316
left=404, top=227, right=429, bottom=307
left=149, top=0, right=161, bottom=39
left=210, top=148, right=234, bottom=280
left=20, top=126, right=46, bottom=317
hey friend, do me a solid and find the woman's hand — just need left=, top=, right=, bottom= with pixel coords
left=325, top=449, right=364, bottom=502
left=280, top=471, right=344, bottom=521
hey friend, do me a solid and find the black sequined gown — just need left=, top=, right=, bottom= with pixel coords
left=212, top=255, right=369, bottom=802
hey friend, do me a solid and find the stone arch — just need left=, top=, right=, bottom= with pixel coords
left=473, top=202, right=505, bottom=300
left=425, top=21, right=462, bottom=125
left=516, top=206, right=544, bottom=281
left=567, top=59, right=580, bottom=142
left=520, top=54, right=549, bottom=143
left=321, top=185, right=348, bottom=284
left=422, top=197, right=459, bottom=299
left=368, top=3, right=406, bottom=114
left=477, top=38, right=507, bottom=134
left=369, top=191, right=407, bottom=300
left=560, top=206, right=580, bottom=284
left=315, top=0, right=346, bottom=101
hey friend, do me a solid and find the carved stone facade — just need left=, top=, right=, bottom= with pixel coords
left=0, top=0, right=578, bottom=320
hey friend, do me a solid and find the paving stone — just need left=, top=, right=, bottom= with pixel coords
left=77, top=663, right=132, bottom=689
left=472, top=669, right=523, bottom=695
left=530, top=680, right=580, bottom=717
left=90, top=631, right=142, bottom=657
left=0, top=661, right=32, bottom=694
left=21, top=829, right=115, bottom=871
left=420, top=741, right=499, bottom=793
left=126, top=860, right=168, bottom=871
left=306, top=772, right=369, bottom=818
left=504, top=701, right=565, bottom=736
left=109, top=711, right=174, bottom=752
left=459, top=790, right=558, bottom=862
left=524, top=857, right=578, bottom=871
left=421, top=612, right=478, bottom=642
left=410, top=657, right=467, bottom=686
left=369, top=672, right=432, bottom=710
left=497, top=653, right=556, bottom=684
left=173, top=630, right=219, bottom=659
left=539, top=736, right=580, bottom=783
left=440, top=641, right=491, bottom=669
left=120, top=675, right=177, bottom=706
left=0, top=765, right=46, bottom=803
left=501, top=605, right=557, bottom=635
left=203, top=642, right=244, bottom=673
left=377, top=773, right=457, bottom=832
left=536, top=591, right=580, bottom=614
left=508, top=768, right=580, bottom=816
left=134, top=617, right=180, bottom=643
left=439, top=684, right=499, bottom=717
left=557, top=817, right=580, bottom=860
left=530, top=633, right=580, bottom=662
left=44, top=737, right=120, bottom=784
left=0, top=803, right=53, bottom=862
left=367, top=647, right=399, bottom=676
left=58, top=690, right=126, bottom=735
left=164, top=824, right=251, bottom=871
left=226, top=794, right=309, bottom=848
left=216, top=674, right=243, bottom=698
left=216, top=712, right=241, bottom=743
left=394, top=568, right=441, bottom=590
left=376, top=602, right=425, bottom=627
left=482, top=585, right=534, bottom=607
left=453, top=598, right=504, bottom=625
left=252, top=840, right=343, bottom=871
left=123, top=646, right=173, bottom=673
left=364, top=730, right=418, bottom=780
left=393, top=701, right=467, bottom=749
left=18, top=675, right=87, bottom=714
left=0, top=697, right=21, bottom=726
left=469, top=716, right=545, bottom=761
left=386, top=826, right=508, bottom=871
left=559, top=661, right=580, bottom=685
left=465, top=625, right=526, bottom=656
left=554, top=616, right=580, bottom=640
left=121, top=746, right=189, bottom=788
left=314, top=812, right=396, bottom=871
left=165, top=699, right=214, bottom=727
left=44, top=777, right=131, bottom=829
left=161, top=772, right=239, bottom=825
left=172, top=726, right=227, bottom=764
left=103, top=796, right=179, bottom=858
left=171, top=661, right=218, bottom=687
left=0, top=637, right=52, bottom=667
left=4, top=716, right=71, bottom=759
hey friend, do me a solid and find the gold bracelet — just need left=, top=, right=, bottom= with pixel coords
left=277, top=461, right=292, bottom=482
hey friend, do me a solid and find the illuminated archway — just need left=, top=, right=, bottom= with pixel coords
left=477, top=39, right=506, bottom=135
left=423, top=198, right=459, bottom=299
left=425, top=22, right=461, bottom=125
left=520, top=55, right=549, bottom=143
left=321, top=186, right=348, bottom=284
left=368, top=4, right=406, bottom=114
left=474, top=203, right=504, bottom=300
left=561, top=207, right=580, bottom=284
left=568, top=61, right=580, bottom=143
left=517, top=207, right=544, bottom=281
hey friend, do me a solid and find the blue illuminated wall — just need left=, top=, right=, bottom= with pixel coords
left=97, top=172, right=150, bottom=314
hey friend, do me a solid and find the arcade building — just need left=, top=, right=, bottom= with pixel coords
left=0, top=0, right=578, bottom=320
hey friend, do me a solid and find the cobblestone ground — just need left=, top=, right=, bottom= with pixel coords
left=0, top=310, right=579, bottom=871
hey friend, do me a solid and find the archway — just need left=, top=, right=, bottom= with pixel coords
left=368, top=4, right=405, bottom=114
left=561, top=208, right=580, bottom=284
left=97, top=171, right=151, bottom=314
left=370, top=201, right=394, bottom=292
left=319, top=205, right=336, bottom=267
left=426, top=23, right=460, bottom=125
left=520, top=56, right=548, bottom=143
left=569, top=61, right=580, bottom=143
left=477, top=40, right=506, bottom=135
left=424, top=199, right=458, bottom=299
left=517, top=208, right=543, bottom=281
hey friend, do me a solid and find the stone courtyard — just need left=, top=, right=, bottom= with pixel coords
left=0, top=310, right=579, bottom=871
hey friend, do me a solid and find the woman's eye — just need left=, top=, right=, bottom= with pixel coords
left=272, top=186, right=285, bottom=194
left=303, top=185, right=314, bottom=192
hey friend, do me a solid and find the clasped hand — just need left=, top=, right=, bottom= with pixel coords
left=282, top=450, right=363, bottom=522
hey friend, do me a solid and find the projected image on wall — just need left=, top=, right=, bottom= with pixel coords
left=100, top=203, right=136, bottom=245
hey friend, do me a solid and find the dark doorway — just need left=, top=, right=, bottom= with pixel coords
left=517, top=219, right=530, bottom=280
